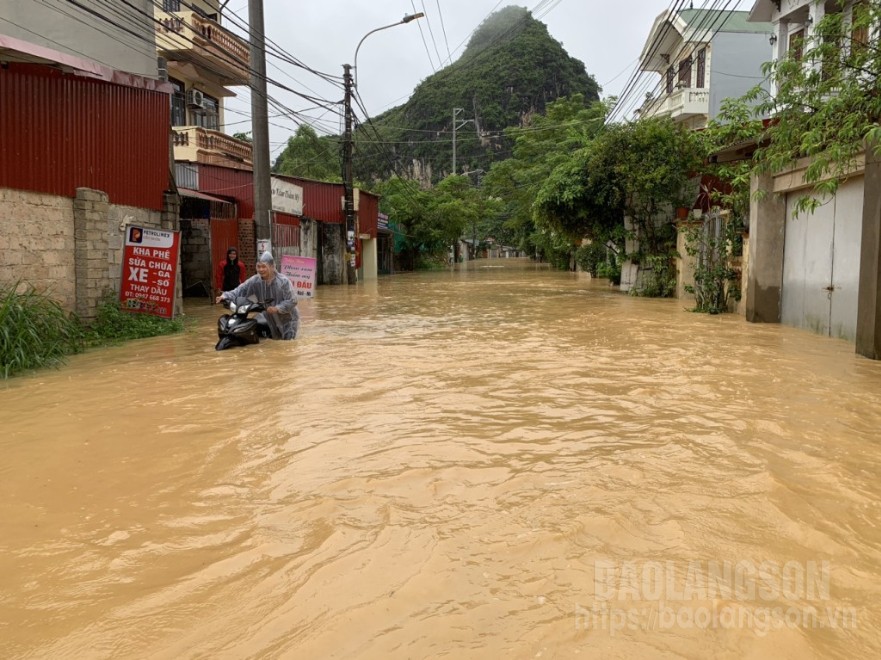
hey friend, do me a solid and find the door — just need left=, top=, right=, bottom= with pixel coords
left=781, top=178, right=862, bottom=341
left=210, top=218, right=240, bottom=293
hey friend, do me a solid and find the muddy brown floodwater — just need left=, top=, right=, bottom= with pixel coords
left=2, top=259, right=881, bottom=659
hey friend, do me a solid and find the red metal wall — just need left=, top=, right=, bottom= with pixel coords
left=197, top=169, right=376, bottom=236
left=198, top=165, right=255, bottom=218
left=358, top=191, right=379, bottom=239
left=297, top=179, right=345, bottom=224
left=0, top=65, right=170, bottom=210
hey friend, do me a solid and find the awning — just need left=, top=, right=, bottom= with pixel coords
left=178, top=187, right=234, bottom=204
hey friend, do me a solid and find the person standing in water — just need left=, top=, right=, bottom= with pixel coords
left=216, top=246, right=246, bottom=295
left=215, top=251, right=299, bottom=339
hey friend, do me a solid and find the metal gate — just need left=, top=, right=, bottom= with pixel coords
left=273, top=219, right=300, bottom=262
left=781, top=178, right=862, bottom=341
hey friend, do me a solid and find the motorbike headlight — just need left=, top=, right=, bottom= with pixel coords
left=228, top=301, right=237, bottom=314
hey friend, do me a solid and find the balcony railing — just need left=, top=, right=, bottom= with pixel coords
left=155, top=10, right=250, bottom=85
left=172, top=127, right=252, bottom=170
left=639, top=87, right=709, bottom=122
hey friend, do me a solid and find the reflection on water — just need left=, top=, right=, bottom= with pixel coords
left=2, top=259, right=881, bottom=659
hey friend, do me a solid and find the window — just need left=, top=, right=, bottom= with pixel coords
left=170, top=78, right=186, bottom=127
left=192, top=93, right=219, bottom=131
left=696, top=48, right=706, bottom=88
left=666, top=66, right=675, bottom=94
left=678, top=56, right=692, bottom=88
left=789, top=28, right=806, bottom=61
left=163, top=0, right=181, bottom=11
left=851, top=1, right=870, bottom=55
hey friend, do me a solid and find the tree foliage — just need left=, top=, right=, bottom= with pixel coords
left=534, top=117, right=704, bottom=291
left=273, top=125, right=340, bottom=181
left=748, top=0, right=881, bottom=214
left=482, top=95, right=608, bottom=261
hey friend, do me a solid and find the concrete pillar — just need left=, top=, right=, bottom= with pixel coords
left=746, top=172, right=787, bottom=323
left=320, top=223, right=345, bottom=285
left=73, top=187, right=110, bottom=321
left=856, top=146, right=881, bottom=359
left=360, top=237, right=377, bottom=281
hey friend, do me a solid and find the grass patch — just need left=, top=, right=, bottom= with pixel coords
left=84, top=293, right=186, bottom=345
left=0, top=282, right=85, bottom=378
left=1, top=285, right=187, bottom=379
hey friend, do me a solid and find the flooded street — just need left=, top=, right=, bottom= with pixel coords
left=2, top=259, right=881, bottom=659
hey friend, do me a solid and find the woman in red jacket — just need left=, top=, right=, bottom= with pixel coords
left=216, top=246, right=246, bottom=294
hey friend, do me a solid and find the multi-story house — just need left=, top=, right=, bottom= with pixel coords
left=636, top=8, right=772, bottom=129
left=154, top=0, right=252, bottom=172
left=749, top=0, right=867, bottom=95
left=742, top=0, right=881, bottom=356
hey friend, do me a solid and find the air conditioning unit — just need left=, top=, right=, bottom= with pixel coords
left=186, top=89, right=204, bottom=108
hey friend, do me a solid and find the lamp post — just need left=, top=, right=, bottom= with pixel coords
left=342, top=12, right=424, bottom=284
left=354, top=13, right=424, bottom=92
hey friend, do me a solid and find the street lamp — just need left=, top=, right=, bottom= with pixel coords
left=342, top=12, right=424, bottom=284
left=354, top=13, right=425, bottom=90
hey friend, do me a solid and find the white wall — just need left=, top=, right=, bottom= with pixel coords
left=0, top=0, right=158, bottom=77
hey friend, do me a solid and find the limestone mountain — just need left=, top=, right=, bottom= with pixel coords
left=274, top=6, right=599, bottom=186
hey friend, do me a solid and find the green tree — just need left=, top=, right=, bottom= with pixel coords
left=482, top=95, right=608, bottom=262
left=273, top=125, right=340, bottom=181
left=535, top=117, right=704, bottom=293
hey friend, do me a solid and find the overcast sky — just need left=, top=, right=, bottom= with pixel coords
left=220, top=1, right=704, bottom=158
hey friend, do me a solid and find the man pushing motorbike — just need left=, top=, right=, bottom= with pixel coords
left=215, top=251, right=299, bottom=339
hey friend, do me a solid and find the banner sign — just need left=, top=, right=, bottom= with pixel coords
left=280, top=255, right=317, bottom=298
left=119, top=225, right=180, bottom=318
left=271, top=177, right=303, bottom=216
left=378, top=212, right=389, bottom=230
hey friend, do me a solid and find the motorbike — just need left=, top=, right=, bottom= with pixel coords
left=215, top=296, right=272, bottom=351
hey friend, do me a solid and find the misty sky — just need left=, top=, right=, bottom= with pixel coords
left=220, top=1, right=750, bottom=157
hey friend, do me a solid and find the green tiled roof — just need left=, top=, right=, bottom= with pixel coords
left=678, top=9, right=771, bottom=33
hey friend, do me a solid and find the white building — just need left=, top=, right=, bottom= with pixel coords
left=636, top=8, right=772, bottom=129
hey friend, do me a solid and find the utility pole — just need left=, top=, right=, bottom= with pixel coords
left=452, top=108, right=475, bottom=176
left=342, top=64, right=357, bottom=284
left=249, top=0, right=272, bottom=250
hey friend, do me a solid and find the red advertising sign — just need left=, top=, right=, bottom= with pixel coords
left=119, top=225, right=180, bottom=318
left=280, top=255, right=317, bottom=298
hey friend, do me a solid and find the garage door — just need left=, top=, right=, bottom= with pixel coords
left=781, top=177, right=863, bottom=341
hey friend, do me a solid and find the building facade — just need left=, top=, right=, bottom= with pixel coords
left=636, top=8, right=772, bottom=129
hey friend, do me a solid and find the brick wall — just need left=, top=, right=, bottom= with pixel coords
left=0, top=188, right=76, bottom=310
left=238, top=218, right=256, bottom=277
left=180, top=218, right=212, bottom=297
left=0, top=186, right=180, bottom=320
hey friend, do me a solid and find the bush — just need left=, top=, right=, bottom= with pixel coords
left=632, top=254, right=677, bottom=298
left=0, top=282, right=84, bottom=378
left=576, top=241, right=622, bottom=283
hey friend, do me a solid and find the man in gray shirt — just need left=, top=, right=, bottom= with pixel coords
left=215, top=251, right=299, bottom=339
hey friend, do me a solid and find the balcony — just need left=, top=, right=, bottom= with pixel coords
left=155, top=10, right=250, bottom=86
left=639, top=87, right=709, bottom=124
left=172, top=126, right=253, bottom=171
